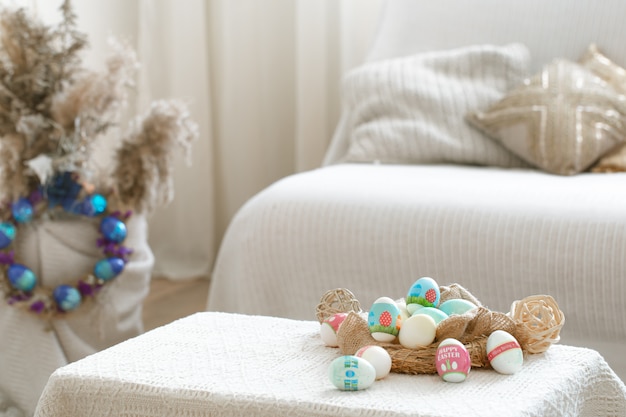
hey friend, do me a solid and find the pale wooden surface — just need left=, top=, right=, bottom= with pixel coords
left=142, top=278, right=210, bottom=331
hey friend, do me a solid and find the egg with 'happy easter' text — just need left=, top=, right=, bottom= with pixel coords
left=406, top=277, right=440, bottom=310
left=487, top=330, right=523, bottom=374
left=320, top=312, right=348, bottom=347
left=436, top=338, right=471, bottom=382
left=328, top=355, right=376, bottom=391
left=368, top=297, right=402, bottom=342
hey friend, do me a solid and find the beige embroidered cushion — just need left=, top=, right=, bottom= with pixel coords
left=466, top=59, right=626, bottom=175
left=342, top=44, right=531, bottom=168
left=582, top=44, right=626, bottom=172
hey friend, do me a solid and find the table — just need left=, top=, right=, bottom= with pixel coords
left=35, top=312, right=626, bottom=417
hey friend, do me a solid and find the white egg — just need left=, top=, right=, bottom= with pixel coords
left=398, top=314, right=436, bottom=349
left=355, top=345, right=392, bottom=380
left=328, top=355, right=376, bottom=391
left=487, top=330, right=523, bottom=374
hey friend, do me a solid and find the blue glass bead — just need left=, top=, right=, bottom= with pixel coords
left=99, top=216, right=127, bottom=243
left=93, top=257, right=125, bottom=281
left=7, top=264, right=37, bottom=292
left=80, top=194, right=108, bottom=217
left=11, top=198, right=33, bottom=223
left=0, top=222, right=16, bottom=249
left=53, top=284, right=82, bottom=312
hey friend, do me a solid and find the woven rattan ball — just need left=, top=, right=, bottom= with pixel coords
left=316, top=288, right=362, bottom=323
left=510, top=295, right=564, bottom=354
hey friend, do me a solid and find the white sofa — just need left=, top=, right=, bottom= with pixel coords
left=207, top=0, right=626, bottom=382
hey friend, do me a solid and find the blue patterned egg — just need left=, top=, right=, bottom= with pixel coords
left=99, top=216, right=127, bottom=243
left=368, top=297, right=402, bottom=342
left=0, top=222, right=16, bottom=249
left=53, top=285, right=82, bottom=312
left=7, top=264, right=37, bottom=292
left=406, top=277, right=440, bottom=308
left=79, top=193, right=108, bottom=216
left=94, top=257, right=125, bottom=281
left=328, top=355, right=376, bottom=391
left=11, top=198, right=33, bottom=223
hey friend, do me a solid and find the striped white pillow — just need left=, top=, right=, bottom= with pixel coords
left=343, top=43, right=531, bottom=168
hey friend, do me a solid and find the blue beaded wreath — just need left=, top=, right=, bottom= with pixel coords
left=0, top=172, right=133, bottom=319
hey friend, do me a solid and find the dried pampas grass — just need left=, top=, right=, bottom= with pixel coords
left=113, top=100, right=198, bottom=213
left=0, top=0, right=197, bottom=214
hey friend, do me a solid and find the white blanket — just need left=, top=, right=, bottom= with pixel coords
left=36, top=312, right=626, bottom=417
left=208, top=163, right=626, bottom=381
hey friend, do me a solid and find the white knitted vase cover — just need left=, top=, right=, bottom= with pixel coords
left=0, top=215, right=153, bottom=416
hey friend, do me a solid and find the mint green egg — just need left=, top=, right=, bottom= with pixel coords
left=438, top=299, right=477, bottom=316
left=413, top=307, right=449, bottom=324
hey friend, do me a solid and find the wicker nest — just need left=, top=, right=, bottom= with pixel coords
left=316, top=285, right=565, bottom=375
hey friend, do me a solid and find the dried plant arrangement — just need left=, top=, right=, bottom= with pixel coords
left=0, top=0, right=197, bottom=209
left=0, top=0, right=197, bottom=320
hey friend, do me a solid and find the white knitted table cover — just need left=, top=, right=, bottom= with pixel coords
left=35, top=312, right=626, bottom=417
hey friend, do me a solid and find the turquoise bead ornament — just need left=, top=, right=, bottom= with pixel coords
left=94, top=257, right=126, bottom=281
left=7, top=264, right=37, bottom=292
left=53, top=284, right=82, bottom=312
left=0, top=222, right=16, bottom=249
left=11, top=197, right=33, bottom=223
left=0, top=173, right=133, bottom=319
left=100, top=216, right=127, bottom=243
left=80, top=193, right=107, bottom=217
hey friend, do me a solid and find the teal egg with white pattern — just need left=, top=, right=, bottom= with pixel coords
left=328, top=355, right=376, bottom=391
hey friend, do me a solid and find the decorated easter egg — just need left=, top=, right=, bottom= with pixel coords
left=0, top=222, right=16, bottom=249
left=328, top=355, right=376, bottom=391
left=7, top=264, right=37, bottom=292
left=398, top=313, right=436, bottom=349
left=414, top=306, right=449, bottom=324
left=487, top=330, right=523, bottom=374
left=436, top=338, right=471, bottom=382
left=53, top=284, right=82, bottom=312
left=99, top=216, right=127, bottom=243
left=11, top=198, right=33, bottom=223
left=406, top=277, right=440, bottom=309
left=438, top=299, right=477, bottom=316
left=94, top=257, right=126, bottom=281
left=320, top=312, right=348, bottom=347
left=368, top=297, right=402, bottom=342
left=355, top=345, right=392, bottom=380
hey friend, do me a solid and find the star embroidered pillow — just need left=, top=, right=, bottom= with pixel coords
left=581, top=44, right=626, bottom=172
left=466, top=59, right=626, bottom=175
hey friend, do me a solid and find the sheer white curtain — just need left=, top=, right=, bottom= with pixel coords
left=23, top=0, right=384, bottom=280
